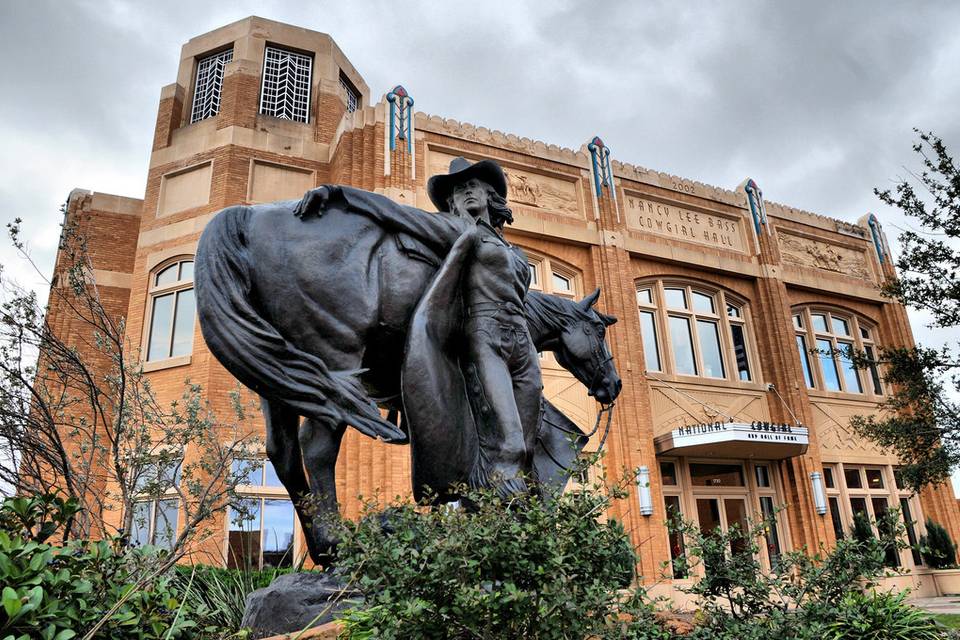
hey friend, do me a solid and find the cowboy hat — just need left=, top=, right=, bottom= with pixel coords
left=427, top=156, right=507, bottom=211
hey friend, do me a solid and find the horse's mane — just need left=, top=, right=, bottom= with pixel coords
left=524, top=290, right=592, bottom=339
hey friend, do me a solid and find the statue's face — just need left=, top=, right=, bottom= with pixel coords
left=450, top=178, right=490, bottom=218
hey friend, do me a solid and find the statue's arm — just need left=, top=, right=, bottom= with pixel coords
left=293, top=185, right=465, bottom=250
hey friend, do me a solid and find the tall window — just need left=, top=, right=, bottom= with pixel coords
left=130, top=459, right=181, bottom=551
left=147, top=259, right=196, bottom=361
left=339, top=71, right=360, bottom=113
left=259, top=46, right=312, bottom=123
left=828, top=463, right=922, bottom=568
left=636, top=281, right=756, bottom=382
left=792, top=308, right=882, bottom=396
left=227, top=458, right=296, bottom=569
left=190, top=48, right=233, bottom=123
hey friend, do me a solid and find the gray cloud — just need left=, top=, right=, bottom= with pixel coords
left=1, top=0, right=958, bottom=472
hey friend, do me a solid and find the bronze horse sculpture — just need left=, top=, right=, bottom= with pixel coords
left=195, top=177, right=622, bottom=562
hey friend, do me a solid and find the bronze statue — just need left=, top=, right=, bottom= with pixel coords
left=195, top=157, right=621, bottom=563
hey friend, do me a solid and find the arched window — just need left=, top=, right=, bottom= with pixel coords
left=146, top=259, right=196, bottom=362
left=636, top=281, right=756, bottom=382
left=526, top=254, right=579, bottom=299
left=792, top=308, right=882, bottom=396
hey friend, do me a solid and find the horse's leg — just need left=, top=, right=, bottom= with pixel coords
left=299, top=416, right=347, bottom=559
left=261, top=397, right=323, bottom=564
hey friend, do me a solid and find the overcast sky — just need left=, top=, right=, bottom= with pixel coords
left=1, top=2, right=959, bottom=484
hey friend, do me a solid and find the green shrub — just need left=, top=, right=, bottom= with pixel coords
left=825, top=590, right=943, bottom=640
left=331, top=474, right=669, bottom=640
left=921, top=519, right=958, bottom=569
left=0, top=493, right=229, bottom=640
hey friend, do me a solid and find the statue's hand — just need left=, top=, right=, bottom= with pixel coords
left=293, top=185, right=342, bottom=219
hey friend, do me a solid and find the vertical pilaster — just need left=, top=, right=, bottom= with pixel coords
left=741, top=178, right=832, bottom=551
left=152, top=83, right=184, bottom=151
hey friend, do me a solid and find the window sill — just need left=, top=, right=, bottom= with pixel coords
left=805, top=388, right=885, bottom=404
left=143, top=354, right=192, bottom=373
left=646, top=373, right=769, bottom=393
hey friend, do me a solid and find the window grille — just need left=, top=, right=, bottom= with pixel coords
left=339, top=72, right=360, bottom=113
left=190, top=49, right=233, bottom=123
left=259, top=46, right=312, bottom=122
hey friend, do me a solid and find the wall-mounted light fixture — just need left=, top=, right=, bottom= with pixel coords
left=810, top=471, right=827, bottom=515
left=636, top=466, right=653, bottom=516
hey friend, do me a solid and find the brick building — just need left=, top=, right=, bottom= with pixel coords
left=51, top=16, right=960, bottom=598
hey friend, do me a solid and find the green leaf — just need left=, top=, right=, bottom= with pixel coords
left=1, top=586, right=22, bottom=618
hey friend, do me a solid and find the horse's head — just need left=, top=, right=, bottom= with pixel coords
left=542, top=289, right=622, bottom=405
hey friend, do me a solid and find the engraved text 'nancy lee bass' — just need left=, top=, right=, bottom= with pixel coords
left=625, top=197, right=744, bottom=251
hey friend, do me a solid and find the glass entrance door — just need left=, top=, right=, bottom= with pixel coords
left=696, top=497, right=749, bottom=548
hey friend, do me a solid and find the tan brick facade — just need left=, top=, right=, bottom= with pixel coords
left=46, top=17, right=960, bottom=596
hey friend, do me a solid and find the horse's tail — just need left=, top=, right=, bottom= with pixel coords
left=194, top=205, right=405, bottom=442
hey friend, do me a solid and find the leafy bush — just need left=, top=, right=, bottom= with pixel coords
left=0, top=493, right=229, bottom=640
left=825, top=590, right=943, bottom=640
left=670, top=507, right=913, bottom=639
left=921, top=519, right=958, bottom=569
left=332, top=474, right=670, bottom=640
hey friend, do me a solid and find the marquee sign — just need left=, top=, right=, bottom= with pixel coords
left=654, top=421, right=809, bottom=459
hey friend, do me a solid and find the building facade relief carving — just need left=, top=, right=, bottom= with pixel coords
left=778, top=232, right=872, bottom=281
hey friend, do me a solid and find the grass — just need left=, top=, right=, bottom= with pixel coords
left=933, top=613, right=960, bottom=629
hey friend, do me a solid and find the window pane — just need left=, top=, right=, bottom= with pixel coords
left=696, top=320, right=725, bottom=378
left=155, top=264, right=179, bottom=287
left=828, top=497, right=845, bottom=540
left=865, top=346, right=883, bottom=395
left=760, top=496, right=782, bottom=567
left=730, top=324, right=751, bottom=381
left=844, top=468, right=863, bottom=489
left=727, top=304, right=741, bottom=318
left=894, top=468, right=906, bottom=490
left=191, top=50, right=233, bottom=123
left=147, top=293, right=175, bottom=360
left=724, top=499, right=750, bottom=556
left=263, top=460, right=283, bottom=487
left=755, top=465, right=770, bottom=488
left=636, top=288, right=652, bottom=305
left=669, top=316, right=697, bottom=375
left=866, top=469, right=884, bottom=489
left=796, top=335, right=814, bottom=388
left=639, top=311, right=661, bottom=372
left=872, top=497, right=899, bottom=568
left=170, top=289, right=196, bottom=357
left=660, top=462, right=677, bottom=486
left=831, top=316, right=850, bottom=336
left=232, top=459, right=262, bottom=486
left=811, top=314, right=828, bottom=333
left=816, top=338, right=842, bottom=391
left=689, top=463, right=744, bottom=487
left=262, top=499, right=295, bottom=568
left=823, top=466, right=835, bottom=489
left=528, top=263, right=538, bottom=286
left=131, top=501, right=152, bottom=547
left=551, top=273, right=571, bottom=293
left=860, top=326, right=870, bottom=339
left=900, top=498, right=923, bottom=565
left=664, top=495, right=687, bottom=579
left=692, top=291, right=714, bottom=314
left=664, top=288, right=687, bottom=309
left=228, top=499, right=261, bottom=570
left=178, top=261, right=194, bottom=281
left=260, top=46, right=312, bottom=123
left=153, top=499, right=179, bottom=550
left=837, top=341, right=862, bottom=393
left=792, top=314, right=803, bottom=329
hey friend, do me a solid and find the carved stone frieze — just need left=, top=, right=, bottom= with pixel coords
left=778, top=233, right=871, bottom=280
left=428, top=149, right=582, bottom=218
